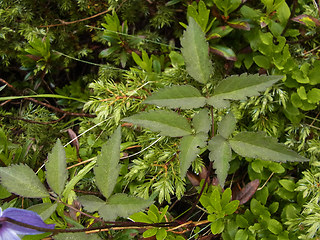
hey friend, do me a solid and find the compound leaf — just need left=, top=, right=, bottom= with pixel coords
left=229, top=132, right=309, bottom=162
left=123, top=110, right=192, bottom=137
left=181, top=17, right=213, bottom=84
left=94, top=126, right=121, bottom=199
left=0, top=164, right=49, bottom=198
left=207, top=74, right=282, bottom=108
left=179, top=133, right=208, bottom=178
left=144, top=85, right=206, bottom=109
left=208, top=135, right=232, bottom=188
left=46, top=139, right=68, bottom=196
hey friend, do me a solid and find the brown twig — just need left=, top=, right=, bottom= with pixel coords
left=39, top=9, right=112, bottom=28
left=0, top=78, right=96, bottom=118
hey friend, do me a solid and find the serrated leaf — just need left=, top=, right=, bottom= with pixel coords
left=0, top=164, right=49, bottom=198
left=122, top=110, right=192, bottom=137
left=218, top=112, right=237, bottom=139
left=144, top=85, right=206, bottom=109
left=179, top=133, right=208, bottom=178
left=78, top=195, right=106, bottom=212
left=208, top=135, right=232, bottom=188
left=207, top=74, right=282, bottom=108
left=181, top=17, right=213, bottom=84
left=94, top=126, right=121, bottom=199
left=99, top=193, right=153, bottom=221
left=46, top=139, right=68, bottom=196
left=229, top=132, right=309, bottom=162
left=193, top=109, right=211, bottom=134
left=54, top=232, right=102, bottom=240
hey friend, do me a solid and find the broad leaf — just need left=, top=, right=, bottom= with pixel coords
left=218, top=112, right=237, bottom=139
left=207, top=74, right=282, bottom=108
left=46, top=139, right=68, bottom=196
left=144, top=85, right=206, bottom=109
left=122, top=110, right=192, bottom=137
left=179, top=133, right=208, bottom=178
left=208, top=135, right=232, bottom=188
left=28, top=203, right=58, bottom=220
left=180, top=17, right=213, bottom=84
left=99, top=193, right=153, bottom=221
left=192, top=109, right=211, bottom=134
left=78, top=195, right=106, bottom=212
left=94, top=126, right=121, bottom=199
left=0, top=164, right=49, bottom=198
left=229, top=132, right=309, bottom=162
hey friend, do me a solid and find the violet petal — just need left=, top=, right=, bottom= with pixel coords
left=0, top=228, right=21, bottom=240
left=2, top=208, right=54, bottom=235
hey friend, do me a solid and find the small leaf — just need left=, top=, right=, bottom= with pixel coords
left=210, top=45, right=237, bottom=61
left=208, top=135, right=232, bottom=188
left=144, top=85, right=206, bottom=109
left=98, top=193, right=153, bottom=221
left=0, top=164, right=49, bottom=198
left=94, top=126, right=121, bottom=199
left=307, top=88, right=320, bottom=103
left=291, top=14, right=320, bottom=26
left=143, top=228, right=158, bottom=238
left=210, top=218, right=224, bottom=234
left=267, top=219, right=283, bottom=234
left=156, top=228, right=167, bottom=240
left=227, top=20, right=250, bottom=31
left=130, top=212, right=153, bottom=223
left=253, top=55, right=271, bottom=69
left=193, top=109, right=211, bottom=134
left=229, top=132, right=309, bottom=162
left=181, top=17, right=213, bottom=84
left=207, top=74, right=282, bottom=108
left=122, top=110, right=192, bottom=137
left=223, top=200, right=239, bottom=215
left=46, top=139, right=68, bottom=196
left=218, top=112, right=237, bottom=139
left=235, top=229, right=248, bottom=240
left=179, top=133, right=208, bottom=178
left=234, top=179, right=260, bottom=205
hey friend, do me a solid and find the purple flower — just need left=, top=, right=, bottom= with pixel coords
left=0, top=207, right=55, bottom=240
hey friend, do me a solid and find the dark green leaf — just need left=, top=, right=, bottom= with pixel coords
left=46, top=139, right=68, bottom=196
left=0, top=164, right=49, bottom=198
left=208, top=135, right=232, bottom=187
left=179, top=133, right=207, bottom=178
left=78, top=195, right=106, bottom=212
left=181, top=17, right=213, bottom=84
left=229, top=132, right=309, bottom=162
left=94, top=126, right=121, bottom=199
left=28, top=203, right=57, bottom=220
left=99, top=193, right=153, bottom=221
left=193, top=109, right=211, bottom=134
left=144, top=85, right=206, bottom=109
left=122, top=110, right=192, bottom=137
left=207, top=74, right=282, bottom=108
left=218, top=112, right=237, bottom=139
